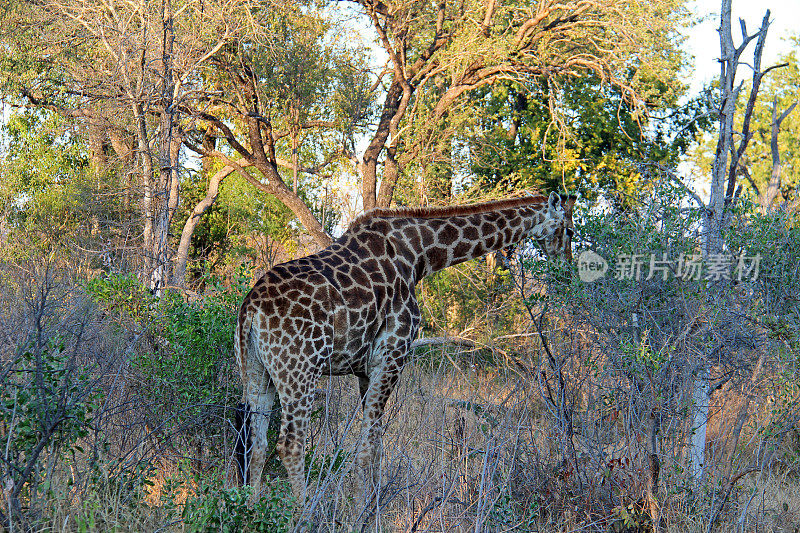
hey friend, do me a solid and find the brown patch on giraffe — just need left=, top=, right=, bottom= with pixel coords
left=429, top=247, right=448, bottom=270
left=463, top=226, right=479, bottom=241
left=336, top=270, right=354, bottom=289
left=440, top=223, right=460, bottom=243
left=351, top=265, right=370, bottom=288
left=363, top=258, right=381, bottom=275
left=403, top=225, right=420, bottom=243
left=367, top=236, right=385, bottom=257
left=453, top=241, right=472, bottom=258
left=419, top=227, right=435, bottom=247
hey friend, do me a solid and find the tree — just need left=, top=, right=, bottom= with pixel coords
left=467, top=74, right=713, bottom=197
left=173, top=166, right=299, bottom=283
left=177, top=1, right=372, bottom=257
left=671, top=1, right=791, bottom=487
left=0, top=0, right=292, bottom=290
left=2, top=0, right=699, bottom=289
left=0, top=110, right=94, bottom=255
left=736, top=44, right=799, bottom=210
left=345, top=0, right=692, bottom=209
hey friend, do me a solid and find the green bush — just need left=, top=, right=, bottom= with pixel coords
left=85, top=270, right=251, bottom=467
left=182, top=481, right=294, bottom=532
left=1, top=331, right=100, bottom=528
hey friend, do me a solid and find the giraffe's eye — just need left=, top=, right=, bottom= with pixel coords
left=565, top=228, right=575, bottom=238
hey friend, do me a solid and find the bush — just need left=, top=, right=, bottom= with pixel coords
left=182, top=480, right=294, bottom=532
left=510, top=175, right=800, bottom=528
left=85, top=271, right=250, bottom=471
left=0, top=262, right=106, bottom=530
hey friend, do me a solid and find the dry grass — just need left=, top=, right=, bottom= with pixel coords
left=6, top=349, right=799, bottom=533
left=210, top=350, right=797, bottom=532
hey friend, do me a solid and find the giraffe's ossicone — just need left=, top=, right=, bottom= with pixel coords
left=234, top=192, right=576, bottom=504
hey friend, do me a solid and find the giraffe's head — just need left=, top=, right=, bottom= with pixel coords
left=534, top=192, right=576, bottom=262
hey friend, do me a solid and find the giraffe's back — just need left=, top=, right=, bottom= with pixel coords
left=242, top=237, right=404, bottom=378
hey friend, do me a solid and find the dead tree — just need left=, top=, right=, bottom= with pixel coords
left=758, top=98, right=797, bottom=212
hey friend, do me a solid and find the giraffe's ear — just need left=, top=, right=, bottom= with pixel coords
left=548, top=191, right=561, bottom=217
left=559, top=194, right=577, bottom=213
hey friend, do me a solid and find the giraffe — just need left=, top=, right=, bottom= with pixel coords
left=234, top=191, right=576, bottom=505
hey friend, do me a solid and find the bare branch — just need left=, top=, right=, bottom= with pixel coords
left=761, top=98, right=797, bottom=211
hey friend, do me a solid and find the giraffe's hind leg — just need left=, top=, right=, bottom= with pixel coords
left=245, top=378, right=277, bottom=504
left=275, top=388, right=315, bottom=504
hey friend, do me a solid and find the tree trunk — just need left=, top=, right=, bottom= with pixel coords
left=290, top=102, right=300, bottom=194
left=646, top=410, right=662, bottom=533
left=151, top=0, right=177, bottom=297
left=133, top=102, right=154, bottom=278
left=108, top=129, right=135, bottom=212
left=760, top=98, right=797, bottom=212
left=688, top=371, right=709, bottom=481
left=376, top=146, right=399, bottom=208
left=691, top=0, right=772, bottom=484
left=87, top=121, right=106, bottom=182
left=172, top=162, right=243, bottom=286
left=361, top=80, right=403, bottom=211
left=254, top=162, right=333, bottom=248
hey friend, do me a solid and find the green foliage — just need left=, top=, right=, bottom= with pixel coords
left=182, top=481, right=294, bottom=533
left=1, top=335, right=100, bottom=525
left=85, top=273, right=155, bottom=322
left=526, top=176, right=800, bottom=520
left=0, top=109, right=93, bottom=255
left=609, top=501, right=652, bottom=533
left=176, top=169, right=298, bottom=279
left=534, top=178, right=707, bottom=381
left=85, top=269, right=251, bottom=443
left=1, top=338, right=97, bottom=465
left=417, top=258, right=525, bottom=351
left=151, top=291, right=237, bottom=407
left=619, top=331, right=670, bottom=379
left=487, top=492, right=518, bottom=528
left=726, top=201, right=800, bottom=318
left=72, top=460, right=158, bottom=532
left=468, top=73, right=713, bottom=198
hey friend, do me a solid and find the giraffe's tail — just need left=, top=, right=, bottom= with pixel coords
left=234, top=300, right=254, bottom=390
left=234, top=401, right=251, bottom=485
left=234, top=301, right=254, bottom=485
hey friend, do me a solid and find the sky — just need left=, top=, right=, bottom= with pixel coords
left=683, top=0, right=799, bottom=92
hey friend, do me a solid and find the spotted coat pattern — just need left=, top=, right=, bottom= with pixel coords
left=234, top=192, right=576, bottom=503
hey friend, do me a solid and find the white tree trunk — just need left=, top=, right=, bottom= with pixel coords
left=689, top=373, right=709, bottom=480
left=689, top=0, right=772, bottom=484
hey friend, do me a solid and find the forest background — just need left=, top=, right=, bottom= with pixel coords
left=1, top=0, right=799, bottom=531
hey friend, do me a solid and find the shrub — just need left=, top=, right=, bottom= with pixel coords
left=85, top=270, right=251, bottom=472
left=182, top=480, right=294, bottom=532
left=0, top=263, right=105, bottom=530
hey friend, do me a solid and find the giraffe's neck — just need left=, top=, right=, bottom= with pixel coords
left=386, top=199, right=555, bottom=281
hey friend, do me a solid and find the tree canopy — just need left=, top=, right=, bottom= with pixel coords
left=0, top=0, right=733, bottom=284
